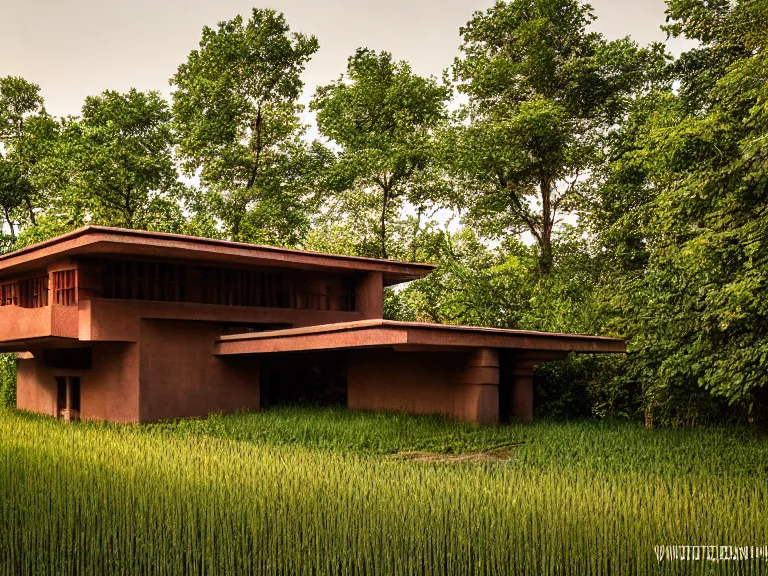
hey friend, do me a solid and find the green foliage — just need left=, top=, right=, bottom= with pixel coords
left=449, top=0, right=667, bottom=273
left=311, top=48, right=449, bottom=258
left=534, top=355, right=636, bottom=419
left=0, top=159, right=26, bottom=236
left=2, top=409, right=768, bottom=573
left=61, top=89, right=182, bottom=230
left=0, top=76, right=57, bottom=235
left=0, top=355, right=15, bottom=409
left=586, top=0, right=768, bottom=424
left=386, top=228, right=532, bottom=327
left=1, top=2, right=767, bottom=426
left=387, top=226, right=606, bottom=334
left=384, top=225, right=634, bottom=420
left=305, top=202, right=444, bottom=264
left=171, top=9, right=320, bottom=245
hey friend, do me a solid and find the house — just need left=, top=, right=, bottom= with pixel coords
left=0, top=226, right=624, bottom=424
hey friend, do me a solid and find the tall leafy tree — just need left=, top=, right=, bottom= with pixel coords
left=591, top=0, right=768, bottom=423
left=60, top=89, right=181, bottom=230
left=0, top=77, right=58, bottom=237
left=311, top=48, right=449, bottom=259
left=171, top=9, right=320, bottom=245
left=450, top=0, right=664, bottom=273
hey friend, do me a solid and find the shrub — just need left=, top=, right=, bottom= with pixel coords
left=0, top=354, right=16, bottom=409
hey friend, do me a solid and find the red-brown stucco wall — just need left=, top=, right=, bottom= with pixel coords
left=16, top=342, right=140, bottom=422
left=16, top=321, right=259, bottom=423
left=347, top=348, right=500, bottom=425
left=355, top=272, right=383, bottom=320
left=138, top=319, right=259, bottom=421
left=84, top=342, right=140, bottom=422
left=16, top=357, right=57, bottom=417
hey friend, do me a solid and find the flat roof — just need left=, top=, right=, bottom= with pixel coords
left=0, top=226, right=434, bottom=285
left=215, top=319, right=626, bottom=355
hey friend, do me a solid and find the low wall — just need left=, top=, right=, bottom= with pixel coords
left=347, top=348, right=500, bottom=425
left=0, top=305, right=78, bottom=346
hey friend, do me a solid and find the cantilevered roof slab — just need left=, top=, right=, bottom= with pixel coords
left=0, top=226, right=434, bottom=286
left=215, top=319, right=625, bottom=356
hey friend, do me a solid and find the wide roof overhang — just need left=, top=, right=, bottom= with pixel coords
left=215, top=320, right=626, bottom=356
left=0, top=226, right=434, bottom=286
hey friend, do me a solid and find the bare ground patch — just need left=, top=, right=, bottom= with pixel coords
left=391, top=442, right=525, bottom=463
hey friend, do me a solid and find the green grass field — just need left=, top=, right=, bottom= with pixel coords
left=1, top=407, right=767, bottom=575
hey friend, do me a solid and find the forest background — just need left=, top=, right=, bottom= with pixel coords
left=2, top=0, right=767, bottom=426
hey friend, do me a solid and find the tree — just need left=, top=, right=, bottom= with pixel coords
left=0, top=159, right=27, bottom=241
left=305, top=196, right=444, bottom=262
left=171, top=9, right=320, bottom=245
left=61, top=89, right=181, bottom=230
left=590, top=0, right=768, bottom=423
left=311, top=48, right=449, bottom=259
left=450, top=0, right=665, bottom=273
left=0, top=77, right=58, bottom=236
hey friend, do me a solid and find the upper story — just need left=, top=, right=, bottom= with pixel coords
left=0, top=227, right=434, bottom=350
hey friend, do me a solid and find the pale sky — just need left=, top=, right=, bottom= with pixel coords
left=4, top=0, right=695, bottom=119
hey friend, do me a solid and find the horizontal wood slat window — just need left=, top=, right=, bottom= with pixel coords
left=0, top=275, right=49, bottom=308
left=99, top=258, right=355, bottom=312
left=197, top=268, right=354, bottom=311
left=102, top=261, right=185, bottom=302
left=52, top=270, right=77, bottom=306
left=199, top=268, right=276, bottom=308
left=0, top=282, right=18, bottom=307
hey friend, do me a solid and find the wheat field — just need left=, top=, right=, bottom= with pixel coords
left=1, top=408, right=766, bottom=575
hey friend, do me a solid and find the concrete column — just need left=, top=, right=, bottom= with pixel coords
left=500, top=352, right=568, bottom=423
left=453, top=348, right=500, bottom=425
left=509, top=363, right=535, bottom=423
left=355, top=272, right=383, bottom=319
left=64, top=376, right=72, bottom=423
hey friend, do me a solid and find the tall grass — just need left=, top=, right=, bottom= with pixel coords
left=1, top=408, right=766, bottom=575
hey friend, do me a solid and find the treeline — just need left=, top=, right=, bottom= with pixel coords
left=1, top=0, right=766, bottom=425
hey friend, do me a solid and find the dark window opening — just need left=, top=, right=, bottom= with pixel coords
left=260, top=352, right=347, bottom=408
left=102, top=261, right=185, bottom=303
left=52, top=270, right=77, bottom=306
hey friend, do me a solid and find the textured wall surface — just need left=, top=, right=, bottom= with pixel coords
left=347, top=348, right=501, bottom=425
left=139, top=320, right=259, bottom=421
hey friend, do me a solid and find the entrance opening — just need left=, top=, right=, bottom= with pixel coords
left=498, top=377, right=511, bottom=423
left=55, top=376, right=81, bottom=420
left=260, top=352, right=347, bottom=408
left=71, top=378, right=81, bottom=412
left=56, top=377, right=66, bottom=414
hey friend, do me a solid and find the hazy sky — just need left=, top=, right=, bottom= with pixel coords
left=4, top=0, right=694, bottom=119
